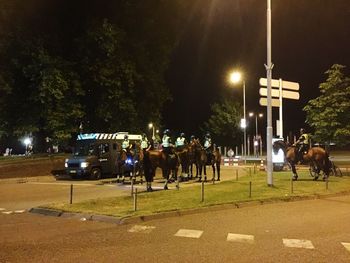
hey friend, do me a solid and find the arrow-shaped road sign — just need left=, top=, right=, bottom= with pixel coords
left=259, top=88, right=300, bottom=100
left=259, top=78, right=300, bottom=91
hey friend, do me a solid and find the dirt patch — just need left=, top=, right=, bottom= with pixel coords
left=0, top=157, right=65, bottom=179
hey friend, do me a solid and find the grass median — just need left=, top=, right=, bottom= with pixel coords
left=43, top=168, right=350, bottom=218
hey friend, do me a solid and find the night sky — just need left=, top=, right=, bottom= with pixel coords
left=163, top=0, right=350, bottom=139
left=1, top=0, right=350, bottom=142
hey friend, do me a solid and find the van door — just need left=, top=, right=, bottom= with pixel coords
left=97, top=143, right=112, bottom=174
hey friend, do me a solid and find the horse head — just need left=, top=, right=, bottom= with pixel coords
left=272, top=140, right=286, bottom=154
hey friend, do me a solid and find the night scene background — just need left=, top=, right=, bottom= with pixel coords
left=0, top=0, right=349, bottom=153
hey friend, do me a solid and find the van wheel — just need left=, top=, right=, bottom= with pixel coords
left=90, top=168, right=102, bottom=180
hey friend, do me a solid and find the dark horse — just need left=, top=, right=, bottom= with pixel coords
left=143, top=148, right=180, bottom=191
left=175, top=145, right=192, bottom=180
left=116, top=145, right=143, bottom=183
left=191, top=139, right=221, bottom=182
left=273, top=140, right=330, bottom=181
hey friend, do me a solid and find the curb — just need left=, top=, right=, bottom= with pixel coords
left=29, top=190, right=350, bottom=225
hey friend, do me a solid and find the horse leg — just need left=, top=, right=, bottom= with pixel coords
left=211, top=164, right=216, bottom=182
left=197, top=164, right=202, bottom=182
left=291, top=162, right=298, bottom=180
left=163, top=168, right=169, bottom=190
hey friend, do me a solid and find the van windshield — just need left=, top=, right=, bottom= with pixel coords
left=74, top=141, right=95, bottom=156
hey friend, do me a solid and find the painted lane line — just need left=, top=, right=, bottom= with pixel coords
left=0, top=208, right=6, bottom=211
left=341, top=242, right=350, bottom=252
left=14, top=210, right=26, bottom=213
left=2, top=211, right=13, bottom=215
left=174, top=229, right=203, bottom=239
left=282, top=238, right=314, bottom=249
left=227, top=233, right=255, bottom=244
left=128, top=225, right=156, bottom=233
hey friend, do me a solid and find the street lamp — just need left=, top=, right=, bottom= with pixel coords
left=229, top=71, right=246, bottom=163
left=148, top=122, right=155, bottom=141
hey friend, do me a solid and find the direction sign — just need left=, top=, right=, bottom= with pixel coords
left=259, top=78, right=299, bottom=91
left=259, top=97, right=280, bottom=107
left=259, top=88, right=300, bottom=100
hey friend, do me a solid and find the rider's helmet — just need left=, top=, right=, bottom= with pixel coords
left=180, top=132, right=185, bottom=137
left=142, top=133, right=147, bottom=139
left=300, top=128, right=305, bottom=134
left=190, top=135, right=195, bottom=140
left=205, top=132, right=211, bottom=138
left=163, top=129, right=170, bottom=135
left=124, top=134, right=128, bottom=140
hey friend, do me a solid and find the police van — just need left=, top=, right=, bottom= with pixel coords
left=65, top=132, right=142, bottom=179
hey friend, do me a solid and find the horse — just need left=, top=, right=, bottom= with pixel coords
left=116, top=144, right=143, bottom=183
left=188, top=141, right=199, bottom=179
left=191, top=139, right=221, bottom=182
left=143, top=148, right=180, bottom=191
left=175, top=145, right=191, bottom=180
left=272, top=140, right=330, bottom=181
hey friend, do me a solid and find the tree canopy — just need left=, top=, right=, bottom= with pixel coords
left=0, top=0, right=189, bottom=151
left=303, top=64, right=350, bottom=146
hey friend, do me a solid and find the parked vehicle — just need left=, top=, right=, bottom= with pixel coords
left=65, top=133, right=142, bottom=179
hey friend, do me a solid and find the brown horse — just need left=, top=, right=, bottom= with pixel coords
left=175, top=145, right=191, bottom=180
left=273, top=140, right=330, bottom=181
left=191, top=139, right=221, bottom=182
left=143, top=148, right=180, bottom=191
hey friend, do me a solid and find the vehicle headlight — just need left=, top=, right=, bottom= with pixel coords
left=80, top=162, right=89, bottom=168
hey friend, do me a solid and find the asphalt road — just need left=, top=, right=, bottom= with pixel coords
left=2, top=194, right=350, bottom=262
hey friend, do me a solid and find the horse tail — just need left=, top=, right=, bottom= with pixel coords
left=324, top=150, right=331, bottom=175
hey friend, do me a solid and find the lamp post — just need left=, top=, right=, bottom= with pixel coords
left=229, top=71, right=246, bottom=163
left=148, top=123, right=155, bottom=141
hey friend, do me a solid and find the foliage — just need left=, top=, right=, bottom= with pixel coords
left=304, top=64, right=350, bottom=146
left=202, top=98, right=242, bottom=146
left=0, top=0, right=189, bottom=150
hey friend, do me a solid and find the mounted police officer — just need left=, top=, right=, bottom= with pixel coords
left=204, top=132, right=213, bottom=163
left=140, top=133, right=150, bottom=152
left=122, top=134, right=132, bottom=152
left=175, top=132, right=187, bottom=151
left=190, top=135, right=196, bottom=143
left=295, top=128, right=310, bottom=162
left=162, top=129, right=173, bottom=156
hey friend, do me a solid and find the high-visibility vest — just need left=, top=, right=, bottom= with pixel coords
left=162, top=136, right=170, bottom=147
left=122, top=140, right=130, bottom=149
left=141, top=139, right=149, bottom=149
left=301, top=133, right=310, bottom=144
left=204, top=139, right=211, bottom=148
left=176, top=137, right=185, bottom=147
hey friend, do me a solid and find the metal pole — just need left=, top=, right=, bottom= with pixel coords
left=133, top=188, right=138, bottom=211
left=266, top=0, right=274, bottom=186
left=255, top=115, right=258, bottom=138
left=70, top=184, right=73, bottom=204
left=279, top=78, right=283, bottom=138
left=243, top=81, right=247, bottom=164
left=249, top=181, right=252, bottom=198
left=201, top=181, right=204, bottom=202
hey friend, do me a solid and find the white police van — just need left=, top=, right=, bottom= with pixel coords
left=272, top=137, right=285, bottom=171
left=65, top=132, right=142, bottom=179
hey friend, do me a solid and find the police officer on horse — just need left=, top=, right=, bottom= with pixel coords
left=295, top=128, right=310, bottom=163
left=162, top=129, right=173, bottom=157
left=204, top=132, right=213, bottom=163
left=175, top=132, right=187, bottom=151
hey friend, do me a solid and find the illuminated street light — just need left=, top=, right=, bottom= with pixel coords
left=229, top=71, right=246, bottom=163
left=148, top=122, right=155, bottom=141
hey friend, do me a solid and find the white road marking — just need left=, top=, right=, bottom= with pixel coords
left=283, top=238, right=315, bottom=249
left=0, top=208, right=6, bottom=211
left=128, top=225, right=156, bottom=233
left=341, top=242, right=350, bottom=252
left=174, top=229, right=203, bottom=239
left=227, top=233, right=255, bottom=244
left=14, top=210, right=26, bottom=213
left=2, top=211, right=13, bottom=215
